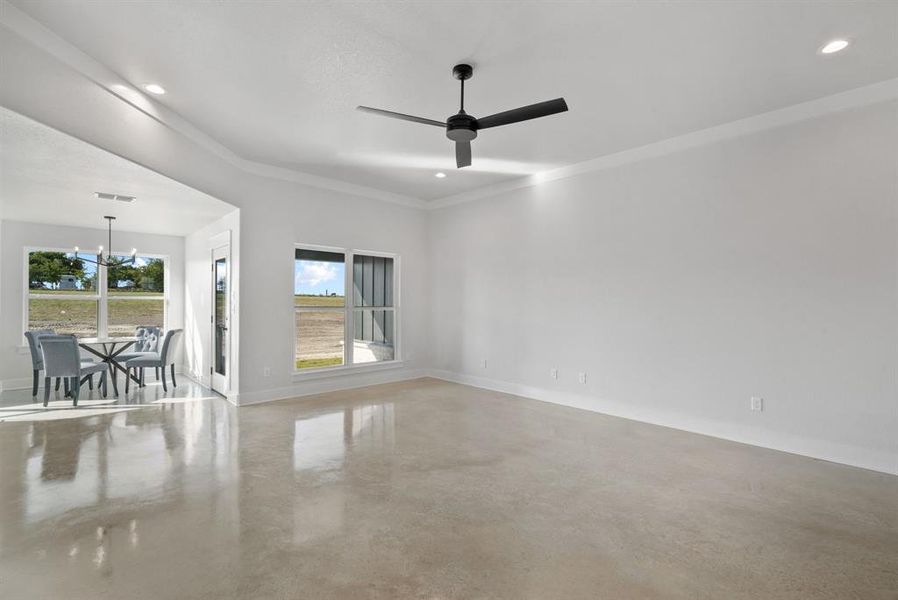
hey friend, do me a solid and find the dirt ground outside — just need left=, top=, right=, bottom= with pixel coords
left=295, top=295, right=345, bottom=368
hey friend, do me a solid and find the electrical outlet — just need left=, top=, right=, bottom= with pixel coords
left=550, top=368, right=558, bottom=380
left=263, top=367, right=271, bottom=377
left=750, top=396, right=763, bottom=411
left=578, top=372, right=586, bottom=384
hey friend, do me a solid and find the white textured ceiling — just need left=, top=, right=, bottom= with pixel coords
left=10, top=0, right=898, bottom=202
left=0, top=108, right=234, bottom=235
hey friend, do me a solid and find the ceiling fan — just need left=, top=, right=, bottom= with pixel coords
left=357, top=64, right=568, bottom=169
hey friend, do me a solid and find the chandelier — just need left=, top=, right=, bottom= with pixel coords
left=73, top=216, right=137, bottom=267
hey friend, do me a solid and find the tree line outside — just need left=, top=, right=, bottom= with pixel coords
left=28, top=251, right=164, bottom=292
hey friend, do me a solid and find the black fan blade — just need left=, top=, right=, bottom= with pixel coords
left=475, top=98, right=568, bottom=130
left=357, top=106, right=446, bottom=127
left=456, top=140, right=471, bottom=168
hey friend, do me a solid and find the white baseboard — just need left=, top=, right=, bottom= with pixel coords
left=425, top=369, right=897, bottom=476
left=0, top=376, right=34, bottom=392
left=235, top=367, right=429, bottom=406
left=17, top=359, right=883, bottom=474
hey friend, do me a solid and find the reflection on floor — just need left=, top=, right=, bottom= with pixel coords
left=0, top=378, right=221, bottom=423
left=0, top=378, right=895, bottom=599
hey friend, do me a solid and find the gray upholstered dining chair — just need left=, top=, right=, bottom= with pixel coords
left=39, top=335, right=108, bottom=406
left=25, top=329, right=96, bottom=397
left=124, top=329, right=183, bottom=394
left=115, top=326, right=162, bottom=380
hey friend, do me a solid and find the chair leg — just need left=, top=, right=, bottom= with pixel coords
left=156, top=367, right=160, bottom=380
left=55, top=377, right=61, bottom=391
left=32, top=370, right=39, bottom=397
left=140, top=368, right=145, bottom=388
left=107, top=362, right=118, bottom=398
left=88, top=374, right=94, bottom=390
left=161, top=366, right=168, bottom=393
left=171, top=364, right=177, bottom=388
left=72, top=378, right=80, bottom=406
left=63, top=378, right=70, bottom=396
left=125, top=367, right=130, bottom=395
left=43, top=377, right=51, bottom=407
left=102, top=372, right=108, bottom=398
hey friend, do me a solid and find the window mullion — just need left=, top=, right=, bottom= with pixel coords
left=27, top=294, right=101, bottom=300
left=163, top=256, right=170, bottom=333
left=345, top=251, right=354, bottom=366
left=98, top=261, right=108, bottom=337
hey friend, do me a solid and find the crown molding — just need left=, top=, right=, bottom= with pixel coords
left=427, top=77, right=898, bottom=210
left=0, top=0, right=426, bottom=210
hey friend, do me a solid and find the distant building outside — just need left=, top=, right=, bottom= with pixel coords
left=58, top=275, right=78, bottom=290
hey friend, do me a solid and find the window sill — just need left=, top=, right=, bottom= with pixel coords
left=292, top=360, right=404, bottom=382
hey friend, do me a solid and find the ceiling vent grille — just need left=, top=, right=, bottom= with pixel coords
left=95, top=192, right=136, bottom=203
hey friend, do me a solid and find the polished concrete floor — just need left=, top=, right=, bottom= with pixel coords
left=0, top=378, right=895, bottom=599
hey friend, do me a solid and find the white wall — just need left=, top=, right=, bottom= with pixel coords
left=0, top=220, right=185, bottom=389
left=429, top=101, right=898, bottom=474
left=184, top=209, right=240, bottom=399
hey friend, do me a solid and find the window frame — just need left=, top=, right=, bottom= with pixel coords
left=293, top=243, right=401, bottom=377
left=23, top=246, right=169, bottom=340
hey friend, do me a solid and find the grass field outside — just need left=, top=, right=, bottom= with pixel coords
left=295, top=294, right=344, bottom=307
left=28, top=290, right=164, bottom=337
left=296, top=357, right=343, bottom=369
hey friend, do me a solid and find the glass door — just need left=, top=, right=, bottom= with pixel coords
left=211, top=245, right=229, bottom=394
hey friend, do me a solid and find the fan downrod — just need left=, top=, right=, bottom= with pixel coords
left=448, top=63, right=477, bottom=142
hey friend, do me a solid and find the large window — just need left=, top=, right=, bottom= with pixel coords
left=26, top=249, right=166, bottom=338
left=294, top=246, right=398, bottom=372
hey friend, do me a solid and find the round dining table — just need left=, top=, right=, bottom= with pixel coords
left=78, top=336, right=140, bottom=397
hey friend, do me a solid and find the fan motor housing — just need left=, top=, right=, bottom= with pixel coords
left=452, top=64, right=473, bottom=81
left=446, top=113, right=477, bottom=141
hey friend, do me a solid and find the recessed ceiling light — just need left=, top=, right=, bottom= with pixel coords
left=435, top=172, right=447, bottom=178
left=144, top=83, right=166, bottom=95
left=820, top=39, right=849, bottom=54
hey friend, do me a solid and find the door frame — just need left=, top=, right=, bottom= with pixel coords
left=210, top=241, right=231, bottom=395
